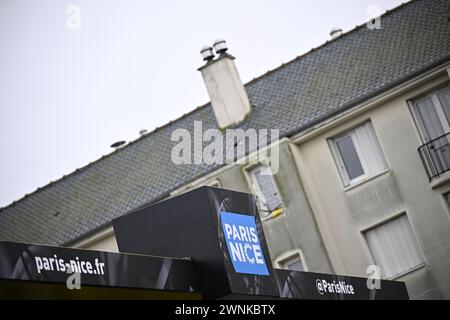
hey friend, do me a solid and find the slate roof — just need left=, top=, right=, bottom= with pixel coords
left=1, top=0, right=450, bottom=246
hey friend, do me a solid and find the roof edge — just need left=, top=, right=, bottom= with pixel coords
left=244, top=0, right=417, bottom=88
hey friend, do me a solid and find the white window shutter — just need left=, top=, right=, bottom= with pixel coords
left=354, top=122, right=387, bottom=176
left=250, top=165, right=283, bottom=215
left=365, top=215, right=424, bottom=279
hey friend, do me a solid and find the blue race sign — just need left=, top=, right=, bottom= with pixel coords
left=220, top=211, right=269, bottom=275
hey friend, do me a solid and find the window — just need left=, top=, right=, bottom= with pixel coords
left=412, top=86, right=450, bottom=179
left=249, top=165, right=282, bottom=218
left=364, top=214, right=424, bottom=279
left=277, top=252, right=305, bottom=272
left=412, top=86, right=450, bottom=142
left=330, top=121, right=388, bottom=187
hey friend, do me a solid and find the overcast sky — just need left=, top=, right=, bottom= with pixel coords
left=0, top=0, right=406, bottom=207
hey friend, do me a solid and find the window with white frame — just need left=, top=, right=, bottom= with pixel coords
left=248, top=165, right=282, bottom=218
left=329, top=121, right=388, bottom=187
left=411, top=85, right=450, bottom=142
left=277, top=252, right=305, bottom=272
left=411, top=86, right=450, bottom=178
left=364, top=214, right=424, bottom=279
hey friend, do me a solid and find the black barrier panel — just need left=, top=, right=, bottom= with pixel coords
left=274, top=269, right=408, bottom=300
left=113, top=186, right=409, bottom=300
left=0, top=241, right=199, bottom=298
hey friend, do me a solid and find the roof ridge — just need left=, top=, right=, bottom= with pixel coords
left=245, top=0, right=416, bottom=87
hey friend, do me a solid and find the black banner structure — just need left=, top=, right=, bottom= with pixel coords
left=0, top=241, right=200, bottom=299
left=0, top=187, right=408, bottom=299
left=275, top=269, right=408, bottom=300
left=113, top=186, right=408, bottom=300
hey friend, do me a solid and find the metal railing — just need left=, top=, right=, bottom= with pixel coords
left=418, top=132, right=450, bottom=181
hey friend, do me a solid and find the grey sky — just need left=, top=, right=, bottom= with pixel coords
left=0, top=0, right=405, bottom=207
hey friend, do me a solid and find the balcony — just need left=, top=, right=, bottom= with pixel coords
left=418, top=132, right=450, bottom=183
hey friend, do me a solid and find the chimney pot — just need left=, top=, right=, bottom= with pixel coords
left=200, top=45, right=215, bottom=61
left=213, top=38, right=228, bottom=55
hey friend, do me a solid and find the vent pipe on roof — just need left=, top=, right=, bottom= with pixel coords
left=139, top=129, right=148, bottom=136
left=200, top=46, right=215, bottom=62
left=111, top=141, right=126, bottom=149
left=330, top=27, right=343, bottom=39
left=213, top=38, right=228, bottom=55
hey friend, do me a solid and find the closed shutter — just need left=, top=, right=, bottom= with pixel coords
left=365, top=215, right=424, bottom=279
left=354, top=122, right=388, bottom=176
left=250, top=166, right=283, bottom=216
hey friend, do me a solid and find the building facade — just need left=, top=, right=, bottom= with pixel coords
left=295, top=69, right=450, bottom=299
left=1, top=0, right=450, bottom=299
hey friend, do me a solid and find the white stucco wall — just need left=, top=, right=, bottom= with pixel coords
left=73, top=228, right=119, bottom=253
left=295, top=72, right=450, bottom=299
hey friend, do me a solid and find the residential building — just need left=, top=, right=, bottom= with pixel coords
left=1, top=0, right=449, bottom=299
